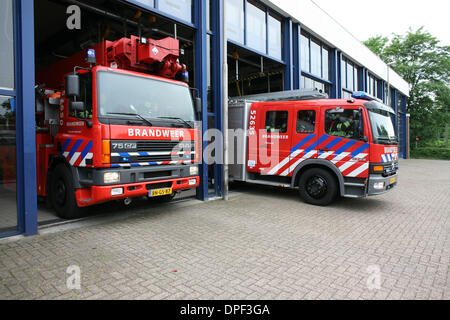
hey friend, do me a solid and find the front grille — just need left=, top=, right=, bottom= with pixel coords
left=137, top=154, right=195, bottom=162
left=137, top=141, right=195, bottom=152
left=143, top=171, right=172, bottom=180
left=146, top=182, right=173, bottom=190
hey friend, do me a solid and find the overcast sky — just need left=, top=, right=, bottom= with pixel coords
left=311, top=0, right=450, bottom=46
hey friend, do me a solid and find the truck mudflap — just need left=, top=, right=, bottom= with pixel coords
left=367, top=173, right=398, bottom=196
left=75, top=176, right=199, bottom=207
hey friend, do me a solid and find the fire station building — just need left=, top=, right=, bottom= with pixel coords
left=0, top=0, right=409, bottom=237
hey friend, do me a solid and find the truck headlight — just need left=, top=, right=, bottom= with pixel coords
left=104, top=172, right=120, bottom=184
left=373, top=182, right=385, bottom=190
left=190, top=166, right=198, bottom=176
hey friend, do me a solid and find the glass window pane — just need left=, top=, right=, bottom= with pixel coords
left=159, top=0, right=192, bottom=23
left=322, top=48, right=329, bottom=81
left=0, top=96, right=17, bottom=233
left=0, top=0, right=15, bottom=90
left=301, top=35, right=310, bottom=72
left=133, top=0, right=154, bottom=8
left=265, top=111, right=288, bottom=133
left=268, top=15, right=281, bottom=60
left=227, top=0, right=244, bottom=44
left=354, top=67, right=359, bottom=91
left=341, top=58, right=346, bottom=89
left=310, top=41, right=321, bottom=77
left=297, top=110, right=316, bottom=133
left=207, top=0, right=211, bottom=31
left=246, top=2, right=266, bottom=53
left=347, top=63, right=353, bottom=91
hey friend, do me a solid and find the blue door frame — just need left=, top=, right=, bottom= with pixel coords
left=0, top=0, right=37, bottom=238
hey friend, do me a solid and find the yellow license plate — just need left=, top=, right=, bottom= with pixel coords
left=390, top=177, right=396, bottom=185
left=150, top=188, right=173, bottom=197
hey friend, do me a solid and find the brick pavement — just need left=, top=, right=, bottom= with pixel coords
left=0, top=159, right=449, bottom=300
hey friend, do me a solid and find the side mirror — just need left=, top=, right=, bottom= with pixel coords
left=70, top=101, right=85, bottom=112
left=194, top=97, right=202, bottom=114
left=66, top=74, right=80, bottom=98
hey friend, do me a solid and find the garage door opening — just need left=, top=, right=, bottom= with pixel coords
left=227, top=43, right=285, bottom=98
left=34, top=0, right=197, bottom=224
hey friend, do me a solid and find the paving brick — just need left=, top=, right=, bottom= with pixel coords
left=0, top=159, right=448, bottom=300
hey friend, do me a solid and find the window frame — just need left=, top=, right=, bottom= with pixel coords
left=296, top=110, right=316, bottom=134
left=324, top=107, right=365, bottom=141
left=264, top=110, right=289, bottom=134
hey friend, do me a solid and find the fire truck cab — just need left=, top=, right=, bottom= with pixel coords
left=35, top=36, right=200, bottom=219
left=229, top=90, right=399, bottom=206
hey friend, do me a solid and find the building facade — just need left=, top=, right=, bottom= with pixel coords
left=0, top=0, right=409, bottom=238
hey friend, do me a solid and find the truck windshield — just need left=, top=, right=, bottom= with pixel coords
left=97, top=71, right=195, bottom=125
left=368, top=109, right=397, bottom=145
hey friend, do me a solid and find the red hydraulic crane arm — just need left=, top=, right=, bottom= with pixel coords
left=104, top=35, right=186, bottom=79
left=37, top=35, right=187, bottom=88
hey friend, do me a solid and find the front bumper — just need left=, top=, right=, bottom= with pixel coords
left=367, top=172, right=398, bottom=196
left=72, top=164, right=199, bottom=207
left=75, top=176, right=199, bottom=207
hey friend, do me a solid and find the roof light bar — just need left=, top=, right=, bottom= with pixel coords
left=352, top=91, right=382, bottom=102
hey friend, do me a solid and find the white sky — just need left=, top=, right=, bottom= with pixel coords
left=310, top=0, right=450, bottom=46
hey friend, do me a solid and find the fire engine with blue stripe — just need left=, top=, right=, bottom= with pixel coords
left=35, top=35, right=200, bottom=219
left=229, top=90, right=399, bottom=206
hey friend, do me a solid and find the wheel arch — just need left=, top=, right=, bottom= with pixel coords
left=290, top=159, right=345, bottom=196
left=46, top=156, right=78, bottom=195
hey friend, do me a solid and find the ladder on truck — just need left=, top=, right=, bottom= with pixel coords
left=229, top=88, right=328, bottom=104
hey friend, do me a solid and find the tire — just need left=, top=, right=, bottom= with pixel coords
left=298, top=168, right=338, bottom=206
left=49, top=164, right=86, bottom=219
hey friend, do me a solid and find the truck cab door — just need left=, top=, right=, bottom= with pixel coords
left=322, top=106, right=370, bottom=178
left=282, top=107, right=320, bottom=177
left=257, top=106, right=292, bottom=176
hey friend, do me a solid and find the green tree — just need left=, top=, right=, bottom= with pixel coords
left=364, top=27, right=450, bottom=147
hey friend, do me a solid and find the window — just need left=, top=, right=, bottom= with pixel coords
left=310, top=40, right=321, bottom=77
left=322, top=48, right=329, bottom=81
left=346, top=63, right=354, bottom=91
left=297, top=110, right=316, bottom=133
left=268, top=15, right=282, bottom=60
left=265, top=111, right=288, bottom=133
left=0, top=0, right=14, bottom=90
left=227, top=0, right=244, bottom=43
left=159, top=0, right=192, bottom=23
left=301, top=76, right=330, bottom=95
left=134, top=0, right=154, bottom=8
left=366, top=73, right=379, bottom=97
left=341, top=57, right=359, bottom=96
left=301, top=34, right=310, bottom=72
left=325, top=109, right=363, bottom=140
left=246, top=1, right=266, bottom=53
left=0, top=96, right=17, bottom=232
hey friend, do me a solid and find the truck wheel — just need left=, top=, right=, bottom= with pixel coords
left=50, top=164, right=85, bottom=219
left=298, top=168, right=338, bottom=206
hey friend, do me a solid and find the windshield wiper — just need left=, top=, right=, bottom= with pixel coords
left=156, top=117, right=193, bottom=129
left=376, top=137, right=398, bottom=145
left=107, top=112, right=153, bottom=127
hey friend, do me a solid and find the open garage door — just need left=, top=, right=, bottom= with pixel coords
left=34, top=0, right=198, bottom=224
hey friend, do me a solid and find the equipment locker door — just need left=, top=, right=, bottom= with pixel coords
left=258, top=106, right=292, bottom=176
left=281, top=107, right=320, bottom=177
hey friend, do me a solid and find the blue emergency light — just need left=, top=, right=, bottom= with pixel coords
left=352, top=91, right=382, bottom=102
left=86, top=49, right=96, bottom=64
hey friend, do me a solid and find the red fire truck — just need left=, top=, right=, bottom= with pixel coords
left=228, top=90, right=399, bottom=206
left=36, top=35, right=200, bottom=219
